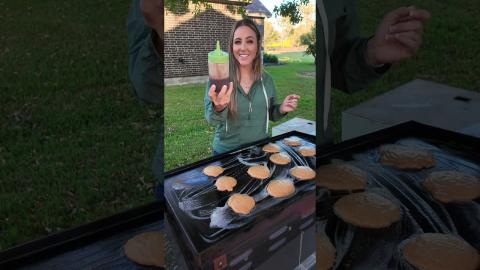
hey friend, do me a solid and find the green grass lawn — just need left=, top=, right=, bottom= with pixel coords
left=0, top=1, right=159, bottom=250
left=1, top=0, right=479, bottom=254
left=165, top=59, right=315, bottom=171
left=268, top=51, right=315, bottom=64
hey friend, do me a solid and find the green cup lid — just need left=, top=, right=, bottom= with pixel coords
left=208, top=41, right=229, bottom=64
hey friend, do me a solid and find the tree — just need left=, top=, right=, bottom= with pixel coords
left=289, top=2, right=315, bottom=46
left=277, top=15, right=296, bottom=47
left=264, top=20, right=281, bottom=44
left=164, top=0, right=310, bottom=25
left=273, top=0, right=310, bottom=24
left=300, top=25, right=315, bottom=61
left=165, top=0, right=247, bottom=15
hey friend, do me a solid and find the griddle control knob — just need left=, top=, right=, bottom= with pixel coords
left=213, top=254, right=228, bottom=270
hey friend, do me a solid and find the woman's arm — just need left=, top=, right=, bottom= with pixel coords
left=127, top=0, right=163, bottom=105
left=270, top=101, right=286, bottom=122
left=263, top=74, right=288, bottom=122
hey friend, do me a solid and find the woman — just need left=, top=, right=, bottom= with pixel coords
left=205, top=18, right=300, bottom=155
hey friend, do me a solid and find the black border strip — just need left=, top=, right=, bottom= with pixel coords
left=0, top=201, right=164, bottom=268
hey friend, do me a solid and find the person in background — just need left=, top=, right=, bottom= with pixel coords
left=316, top=1, right=430, bottom=146
left=127, top=0, right=164, bottom=199
left=205, top=18, right=300, bottom=155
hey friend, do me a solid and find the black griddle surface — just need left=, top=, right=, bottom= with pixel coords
left=165, top=131, right=316, bottom=255
left=316, top=121, right=480, bottom=270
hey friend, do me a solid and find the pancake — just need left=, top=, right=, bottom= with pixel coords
left=422, top=171, right=480, bottom=203
left=401, top=233, right=479, bottom=270
left=269, top=152, right=292, bottom=165
left=379, top=144, right=435, bottom=170
left=203, top=165, right=224, bottom=177
left=283, top=137, right=302, bottom=147
left=124, top=231, right=165, bottom=267
left=316, top=233, right=336, bottom=270
left=333, top=192, right=401, bottom=229
left=247, top=165, right=270, bottom=180
left=266, top=179, right=295, bottom=198
left=215, top=176, right=237, bottom=192
left=317, top=163, right=367, bottom=191
left=262, top=143, right=281, bottom=153
left=299, top=146, right=316, bottom=157
left=290, top=166, right=316, bottom=180
left=227, top=193, right=256, bottom=215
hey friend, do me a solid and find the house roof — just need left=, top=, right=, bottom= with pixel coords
left=246, top=0, right=272, bottom=18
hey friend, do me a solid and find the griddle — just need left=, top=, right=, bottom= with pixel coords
left=0, top=201, right=165, bottom=270
left=165, top=131, right=316, bottom=270
left=316, top=121, right=480, bottom=269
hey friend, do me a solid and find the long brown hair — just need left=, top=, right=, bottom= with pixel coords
left=228, top=18, right=263, bottom=119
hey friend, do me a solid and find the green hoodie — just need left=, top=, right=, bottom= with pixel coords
left=205, top=72, right=286, bottom=154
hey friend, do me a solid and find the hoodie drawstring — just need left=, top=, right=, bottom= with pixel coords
left=224, top=78, right=269, bottom=134
left=261, top=77, right=269, bottom=134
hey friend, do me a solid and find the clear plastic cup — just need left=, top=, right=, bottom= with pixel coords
left=208, top=41, right=229, bottom=93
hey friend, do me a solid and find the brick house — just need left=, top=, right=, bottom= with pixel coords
left=164, top=0, right=272, bottom=85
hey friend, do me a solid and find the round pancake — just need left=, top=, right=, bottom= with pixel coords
left=266, top=179, right=295, bottom=198
left=423, top=171, right=480, bottom=203
left=299, top=146, right=316, bottom=157
left=227, top=193, right=256, bottom=215
left=290, top=166, right=316, bottom=180
left=333, top=192, right=401, bottom=228
left=215, top=176, right=237, bottom=192
left=317, top=163, right=367, bottom=191
left=401, top=233, right=479, bottom=270
left=283, top=137, right=302, bottom=147
left=379, top=144, right=435, bottom=170
left=124, top=231, right=165, bottom=267
left=247, top=165, right=270, bottom=180
left=316, top=233, right=336, bottom=270
left=203, top=165, right=224, bottom=177
left=269, top=152, right=292, bottom=165
left=262, top=143, right=281, bottom=153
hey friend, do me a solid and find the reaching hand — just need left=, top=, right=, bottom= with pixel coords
left=366, top=6, right=431, bottom=66
left=280, top=94, right=300, bottom=114
left=141, top=0, right=164, bottom=36
left=208, top=82, right=233, bottom=112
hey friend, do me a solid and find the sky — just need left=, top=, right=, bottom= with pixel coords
left=262, top=0, right=285, bottom=15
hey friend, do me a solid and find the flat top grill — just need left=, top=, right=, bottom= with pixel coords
left=165, top=131, right=316, bottom=255
left=316, top=121, right=480, bottom=269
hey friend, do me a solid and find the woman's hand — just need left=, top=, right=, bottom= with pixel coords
left=280, top=94, right=300, bottom=114
left=140, top=0, right=164, bottom=53
left=208, top=82, right=233, bottom=112
left=141, top=0, right=164, bottom=36
left=366, top=6, right=431, bottom=66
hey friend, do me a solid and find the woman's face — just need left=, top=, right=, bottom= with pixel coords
left=233, top=25, right=258, bottom=68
